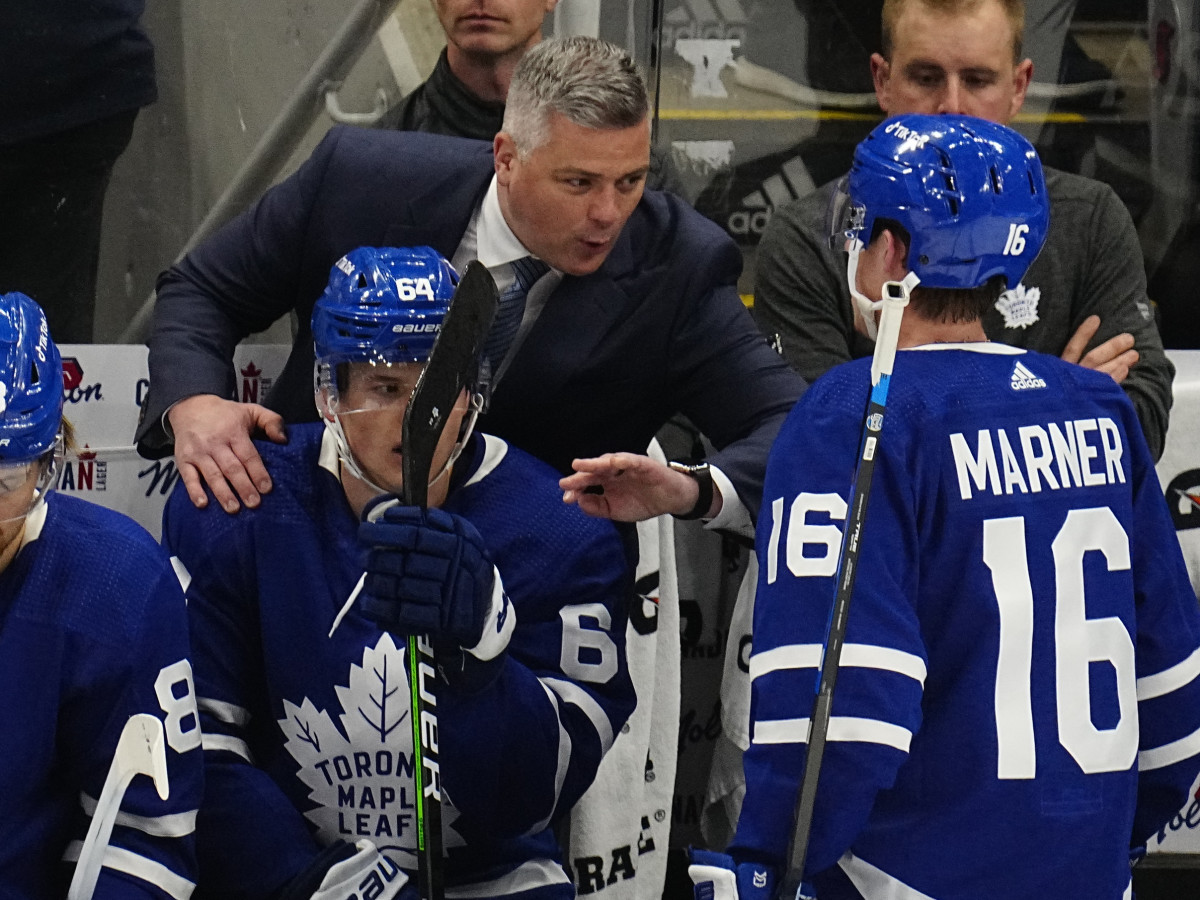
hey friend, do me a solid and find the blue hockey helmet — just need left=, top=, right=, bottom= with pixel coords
left=0, top=292, right=63, bottom=465
left=313, top=245, right=460, bottom=370
left=312, top=247, right=483, bottom=497
left=829, top=113, right=1049, bottom=292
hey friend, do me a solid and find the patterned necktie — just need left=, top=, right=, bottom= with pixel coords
left=484, top=255, right=549, bottom=373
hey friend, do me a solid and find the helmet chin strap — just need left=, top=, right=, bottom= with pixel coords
left=325, top=391, right=486, bottom=503
left=846, top=243, right=882, bottom=341
left=846, top=244, right=921, bottom=342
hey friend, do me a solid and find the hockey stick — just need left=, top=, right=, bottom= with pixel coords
left=401, top=260, right=497, bottom=900
left=779, top=275, right=914, bottom=900
left=67, top=714, right=169, bottom=900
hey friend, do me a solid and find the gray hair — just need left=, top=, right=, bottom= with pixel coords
left=502, top=36, right=649, bottom=157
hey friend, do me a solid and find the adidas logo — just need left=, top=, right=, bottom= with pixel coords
left=1010, top=361, right=1047, bottom=391
left=664, top=0, right=748, bottom=42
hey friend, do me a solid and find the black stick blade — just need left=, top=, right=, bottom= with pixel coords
left=402, top=261, right=498, bottom=508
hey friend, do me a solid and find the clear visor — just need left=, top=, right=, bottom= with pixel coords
left=0, top=438, right=62, bottom=525
left=319, top=359, right=428, bottom=416
left=826, top=176, right=867, bottom=251
left=0, top=461, right=37, bottom=496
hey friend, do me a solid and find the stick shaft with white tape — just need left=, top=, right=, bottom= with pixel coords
left=67, top=714, right=169, bottom=900
left=781, top=280, right=909, bottom=899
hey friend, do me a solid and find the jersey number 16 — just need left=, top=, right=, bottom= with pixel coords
left=984, top=507, right=1136, bottom=779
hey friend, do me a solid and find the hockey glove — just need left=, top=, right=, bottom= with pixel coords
left=276, top=840, right=408, bottom=900
left=359, top=498, right=514, bottom=665
left=688, top=849, right=779, bottom=900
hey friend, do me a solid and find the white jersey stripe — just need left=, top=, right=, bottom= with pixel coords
left=526, top=680, right=572, bottom=835
left=1137, top=646, right=1200, bottom=701
left=749, top=644, right=821, bottom=679
left=197, top=697, right=251, bottom=726
left=541, top=676, right=615, bottom=753
left=202, top=733, right=253, bottom=762
left=750, top=643, right=926, bottom=685
left=169, top=556, right=192, bottom=594
left=838, top=850, right=938, bottom=900
left=445, top=857, right=571, bottom=898
left=63, top=842, right=195, bottom=900
left=79, top=793, right=197, bottom=837
left=753, top=716, right=912, bottom=752
left=1139, top=724, right=1200, bottom=771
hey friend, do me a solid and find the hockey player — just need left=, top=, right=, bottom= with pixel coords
left=691, top=115, right=1200, bottom=900
left=0, top=291, right=201, bottom=897
left=163, top=245, right=634, bottom=899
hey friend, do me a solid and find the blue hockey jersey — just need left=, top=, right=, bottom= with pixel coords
left=0, top=493, right=201, bottom=899
left=732, top=344, right=1200, bottom=900
left=162, top=424, right=634, bottom=900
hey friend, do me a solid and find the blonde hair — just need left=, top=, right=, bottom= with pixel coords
left=881, top=0, right=1024, bottom=63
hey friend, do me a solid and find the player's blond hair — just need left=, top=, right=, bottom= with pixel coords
left=881, top=0, right=1025, bottom=64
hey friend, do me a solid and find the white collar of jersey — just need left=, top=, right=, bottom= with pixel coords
left=909, top=342, right=1026, bottom=354
left=318, top=426, right=502, bottom=494
left=476, top=176, right=536, bottom=270
left=462, top=433, right=508, bottom=489
left=15, top=494, right=49, bottom=555
left=318, top=427, right=341, bottom=480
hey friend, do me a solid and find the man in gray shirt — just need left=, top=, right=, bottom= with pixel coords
left=754, top=0, right=1173, bottom=458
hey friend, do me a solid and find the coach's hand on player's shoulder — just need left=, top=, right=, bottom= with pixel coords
left=168, top=393, right=287, bottom=514
left=561, top=452, right=722, bottom=522
left=1061, top=314, right=1139, bottom=384
left=357, top=500, right=514, bottom=684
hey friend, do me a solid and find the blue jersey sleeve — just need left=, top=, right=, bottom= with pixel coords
left=162, top=487, right=324, bottom=896
left=1125, top=403, right=1200, bottom=846
left=81, top=568, right=203, bottom=900
left=731, top=377, right=925, bottom=877
left=438, top=472, right=636, bottom=841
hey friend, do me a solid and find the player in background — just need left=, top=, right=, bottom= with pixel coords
left=163, top=245, right=633, bottom=899
left=0, top=291, right=200, bottom=897
left=691, top=115, right=1200, bottom=900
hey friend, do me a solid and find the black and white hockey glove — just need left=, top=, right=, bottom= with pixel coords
left=276, top=839, right=408, bottom=900
left=359, top=499, right=514, bottom=685
left=689, top=850, right=785, bottom=900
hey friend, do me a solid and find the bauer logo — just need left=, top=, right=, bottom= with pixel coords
left=240, top=362, right=273, bottom=405
left=61, top=358, right=103, bottom=403
left=391, top=323, right=440, bottom=335
left=866, top=413, right=883, bottom=432
left=57, top=446, right=106, bottom=492
left=1166, top=470, right=1200, bottom=531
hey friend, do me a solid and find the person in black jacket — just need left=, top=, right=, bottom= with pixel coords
left=0, top=0, right=156, bottom=343
left=378, top=0, right=559, bottom=141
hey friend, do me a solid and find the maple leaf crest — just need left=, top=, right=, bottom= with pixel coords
left=279, top=633, right=463, bottom=861
left=994, top=283, right=1040, bottom=330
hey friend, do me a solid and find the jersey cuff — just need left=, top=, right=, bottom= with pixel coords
left=465, top=567, right=514, bottom=662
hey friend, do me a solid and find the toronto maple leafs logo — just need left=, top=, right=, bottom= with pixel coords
left=994, top=283, right=1040, bottom=329
left=280, top=634, right=462, bottom=862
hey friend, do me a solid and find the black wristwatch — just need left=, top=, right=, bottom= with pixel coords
left=668, top=458, right=714, bottom=520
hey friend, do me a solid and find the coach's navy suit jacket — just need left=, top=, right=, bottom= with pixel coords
left=139, top=126, right=803, bottom=518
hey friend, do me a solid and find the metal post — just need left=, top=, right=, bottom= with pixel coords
left=120, top=0, right=403, bottom=343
